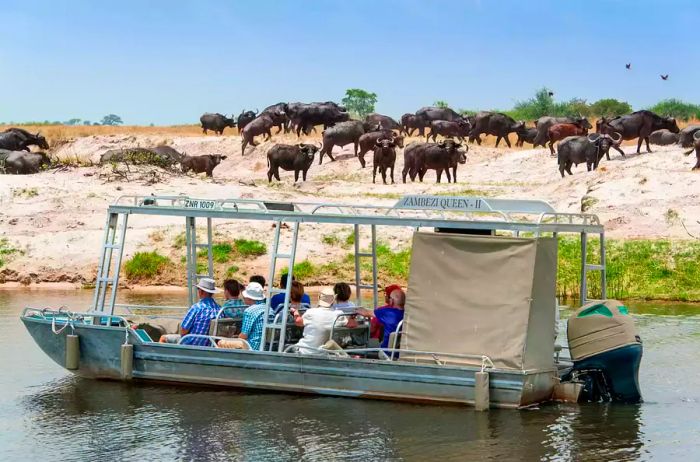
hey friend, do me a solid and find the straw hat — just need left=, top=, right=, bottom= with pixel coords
left=242, top=282, right=265, bottom=301
left=196, top=278, right=221, bottom=294
left=318, top=287, right=336, bottom=308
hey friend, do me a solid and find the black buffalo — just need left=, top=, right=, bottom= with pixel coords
left=261, top=103, right=289, bottom=134
left=678, top=124, right=700, bottom=148
left=516, top=126, right=538, bottom=147
left=288, top=102, right=350, bottom=136
left=597, top=110, right=679, bottom=155
left=0, top=150, right=51, bottom=174
left=683, top=131, right=700, bottom=170
left=557, top=133, right=620, bottom=178
left=357, top=131, right=404, bottom=168
left=237, top=109, right=258, bottom=132
left=400, top=113, right=424, bottom=136
left=266, top=143, right=320, bottom=182
left=403, top=140, right=467, bottom=183
left=200, top=113, right=235, bottom=135
left=649, top=129, right=680, bottom=146
left=364, top=113, right=401, bottom=132
left=241, top=114, right=277, bottom=155
left=533, top=116, right=593, bottom=147
left=372, top=138, right=397, bottom=184
left=0, top=128, right=49, bottom=151
left=181, top=154, right=227, bottom=177
left=426, top=119, right=471, bottom=142
left=319, top=120, right=366, bottom=164
left=468, top=112, right=524, bottom=147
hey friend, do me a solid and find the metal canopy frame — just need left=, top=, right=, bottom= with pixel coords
left=93, top=194, right=607, bottom=317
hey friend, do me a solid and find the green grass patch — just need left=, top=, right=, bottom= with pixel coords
left=225, top=265, right=240, bottom=277
left=13, top=187, right=38, bottom=198
left=322, top=234, right=340, bottom=246
left=172, top=232, right=186, bottom=248
left=234, top=239, right=267, bottom=257
left=197, top=243, right=234, bottom=263
left=434, top=188, right=494, bottom=197
left=281, top=260, right=317, bottom=280
left=124, top=251, right=171, bottom=281
left=0, top=238, right=21, bottom=268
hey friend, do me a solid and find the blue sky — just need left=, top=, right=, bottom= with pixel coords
left=1, top=0, right=697, bottom=125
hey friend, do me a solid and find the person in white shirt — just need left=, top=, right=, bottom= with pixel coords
left=291, top=287, right=346, bottom=354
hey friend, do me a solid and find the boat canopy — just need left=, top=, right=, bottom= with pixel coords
left=402, top=233, right=557, bottom=370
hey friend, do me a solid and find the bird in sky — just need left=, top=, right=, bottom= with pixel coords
left=625, top=63, right=631, bottom=69
left=548, top=91, right=554, bottom=97
left=661, top=74, right=669, bottom=80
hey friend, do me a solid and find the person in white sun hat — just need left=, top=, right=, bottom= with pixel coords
left=159, top=278, right=221, bottom=345
left=239, top=282, right=267, bottom=350
left=292, top=287, right=346, bottom=354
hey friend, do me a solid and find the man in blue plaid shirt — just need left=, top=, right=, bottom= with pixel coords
left=239, top=282, right=267, bottom=350
left=180, top=278, right=222, bottom=346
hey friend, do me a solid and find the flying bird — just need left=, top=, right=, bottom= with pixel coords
left=625, top=63, right=631, bottom=69
left=661, top=74, right=669, bottom=80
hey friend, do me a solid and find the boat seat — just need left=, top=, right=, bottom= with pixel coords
left=331, top=325, right=370, bottom=349
left=134, top=328, right=153, bottom=342
left=217, top=338, right=250, bottom=350
left=388, top=331, right=402, bottom=351
left=209, top=317, right=242, bottom=338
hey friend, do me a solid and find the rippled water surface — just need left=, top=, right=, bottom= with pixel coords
left=2, top=290, right=700, bottom=461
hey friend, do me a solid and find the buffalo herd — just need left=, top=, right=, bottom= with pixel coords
left=1, top=104, right=697, bottom=177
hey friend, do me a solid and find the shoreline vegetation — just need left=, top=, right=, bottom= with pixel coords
left=2, top=236, right=698, bottom=303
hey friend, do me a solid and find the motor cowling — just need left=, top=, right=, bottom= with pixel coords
left=564, top=300, right=643, bottom=403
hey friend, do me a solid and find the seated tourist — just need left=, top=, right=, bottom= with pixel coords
left=291, top=287, right=346, bottom=354
left=159, top=278, right=221, bottom=346
left=239, top=282, right=267, bottom=350
left=249, top=274, right=267, bottom=288
left=333, top=282, right=355, bottom=314
left=220, top=279, right=247, bottom=318
left=270, top=273, right=311, bottom=315
left=357, top=286, right=405, bottom=350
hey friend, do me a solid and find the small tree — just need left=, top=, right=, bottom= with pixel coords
left=590, top=99, right=632, bottom=118
left=65, top=118, right=82, bottom=126
left=434, top=100, right=450, bottom=109
left=341, top=88, right=377, bottom=118
left=512, top=87, right=556, bottom=120
left=100, top=114, right=124, bottom=126
left=83, top=120, right=92, bottom=126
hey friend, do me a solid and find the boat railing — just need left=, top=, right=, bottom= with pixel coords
left=22, top=307, right=131, bottom=328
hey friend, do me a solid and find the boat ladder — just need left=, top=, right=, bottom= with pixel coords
left=579, top=231, right=607, bottom=304
left=92, top=212, right=129, bottom=313
left=353, top=224, right=378, bottom=309
left=185, top=216, right=214, bottom=306
left=262, top=220, right=300, bottom=352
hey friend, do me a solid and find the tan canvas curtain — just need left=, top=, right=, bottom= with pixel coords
left=401, top=233, right=557, bottom=371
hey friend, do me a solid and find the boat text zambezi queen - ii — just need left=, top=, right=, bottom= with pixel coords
left=21, top=194, right=643, bottom=409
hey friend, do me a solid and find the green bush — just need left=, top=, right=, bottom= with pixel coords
left=234, top=239, right=267, bottom=257
left=282, top=260, right=316, bottom=280
left=648, top=99, right=700, bottom=121
left=0, top=238, right=20, bottom=268
left=225, top=265, right=239, bottom=277
left=197, top=243, right=233, bottom=263
left=590, top=98, right=632, bottom=117
left=124, top=251, right=170, bottom=280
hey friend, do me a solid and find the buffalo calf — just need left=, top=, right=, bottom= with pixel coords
left=181, top=154, right=227, bottom=177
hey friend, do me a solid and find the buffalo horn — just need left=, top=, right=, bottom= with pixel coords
left=587, top=133, right=601, bottom=142
left=611, top=131, right=622, bottom=144
left=254, top=108, right=259, bottom=115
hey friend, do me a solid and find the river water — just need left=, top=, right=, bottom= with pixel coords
left=1, top=290, right=699, bottom=461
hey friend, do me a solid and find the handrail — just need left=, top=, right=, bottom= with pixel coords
left=22, top=307, right=131, bottom=328
left=329, top=313, right=369, bottom=339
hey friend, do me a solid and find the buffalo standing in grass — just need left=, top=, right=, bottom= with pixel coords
left=241, top=113, right=279, bottom=155
left=533, top=116, right=593, bottom=147
left=557, top=133, right=621, bottom=178
left=597, top=110, right=679, bottom=156
left=547, top=123, right=589, bottom=155
left=319, top=120, right=366, bottom=164
left=181, top=154, right=227, bottom=177
left=200, top=113, right=235, bottom=135
left=372, top=138, right=397, bottom=184
left=266, top=143, right=320, bottom=182
left=649, top=129, right=680, bottom=146
left=468, top=112, right=524, bottom=148
left=683, top=131, right=700, bottom=170
left=357, top=131, right=404, bottom=168
left=0, top=150, right=51, bottom=174
left=237, top=109, right=258, bottom=132
left=403, top=140, right=467, bottom=183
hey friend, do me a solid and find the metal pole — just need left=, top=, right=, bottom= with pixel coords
left=261, top=220, right=283, bottom=351
left=206, top=217, right=214, bottom=278
left=92, top=212, right=114, bottom=312
left=580, top=232, right=588, bottom=306
left=98, top=213, right=118, bottom=312
left=371, top=225, right=378, bottom=310
left=185, top=217, right=195, bottom=306
left=354, top=224, right=362, bottom=306
left=600, top=232, right=607, bottom=300
left=277, top=221, right=299, bottom=352
left=107, top=214, right=129, bottom=315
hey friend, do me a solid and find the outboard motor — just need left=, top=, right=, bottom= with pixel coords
left=562, top=299, right=643, bottom=403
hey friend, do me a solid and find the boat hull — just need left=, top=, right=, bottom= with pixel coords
left=22, top=315, right=556, bottom=409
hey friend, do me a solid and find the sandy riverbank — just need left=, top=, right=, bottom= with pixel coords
left=1, top=131, right=698, bottom=288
